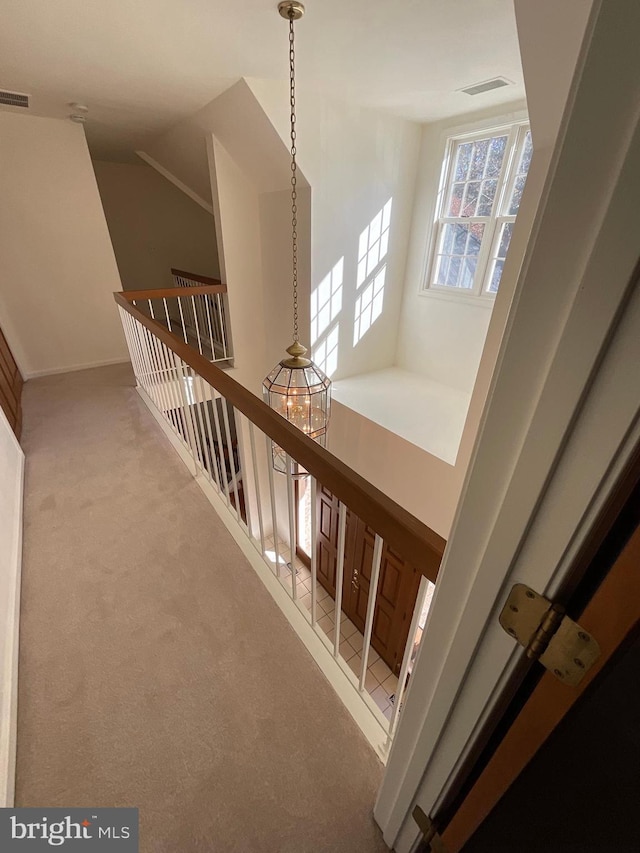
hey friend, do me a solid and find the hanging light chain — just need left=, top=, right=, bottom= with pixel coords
left=288, top=12, right=299, bottom=343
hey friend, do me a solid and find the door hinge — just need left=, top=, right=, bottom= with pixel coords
left=499, top=583, right=601, bottom=686
left=412, top=806, right=447, bottom=853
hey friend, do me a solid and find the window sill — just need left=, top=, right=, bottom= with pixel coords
left=417, top=287, right=496, bottom=308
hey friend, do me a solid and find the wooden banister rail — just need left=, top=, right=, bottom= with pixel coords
left=114, top=292, right=446, bottom=581
left=171, top=268, right=223, bottom=286
left=124, top=284, right=227, bottom=301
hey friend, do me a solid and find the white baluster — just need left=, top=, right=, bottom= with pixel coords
left=333, top=502, right=347, bottom=657
left=265, top=434, right=280, bottom=577
left=248, top=422, right=265, bottom=554
left=285, top=455, right=297, bottom=600
left=359, top=534, right=383, bottom=692
left=310, top=476, right=318, bottom=628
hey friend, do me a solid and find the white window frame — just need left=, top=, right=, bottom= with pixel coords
left=423, top=120, right=531, bottom=300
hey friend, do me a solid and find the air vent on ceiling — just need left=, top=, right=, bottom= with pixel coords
left=460, top=77, right=511, bottom=96
left=0, top=90, right=30, bottom=108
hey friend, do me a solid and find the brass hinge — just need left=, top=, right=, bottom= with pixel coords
left=499, top=583, right=600, bottom=686
left=412, top=806, right=447, bottom=853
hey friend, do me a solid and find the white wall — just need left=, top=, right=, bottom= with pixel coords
left=353, top=0, right=589, bottom=535
left=0, top=112, right=127, bottom=378
left=208, top=137, right=266, bottom=393
left=248, top=79, right=422, bottom=382
left=348, top=0, right=590, bottom=539
left=395, top=104, right=527, bottom=394
left=0, top=407, right=24, bottom=805
left=93, top=160, right=220, bottom=291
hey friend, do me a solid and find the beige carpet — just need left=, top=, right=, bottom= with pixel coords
left=16, top=363, right=387, bottom=853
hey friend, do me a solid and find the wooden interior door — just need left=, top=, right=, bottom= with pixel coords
left=316, top=485, right=341, bottom=598
left=315, top=486, right=421, bottom=674
left=0, top=325, right=23, bottom=439
left=437, top=500, right=640, bottom=852
left=342, top=520, right=421, bottom=675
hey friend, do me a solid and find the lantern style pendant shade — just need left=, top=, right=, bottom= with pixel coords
left=263, top=342, right=331, bottom=476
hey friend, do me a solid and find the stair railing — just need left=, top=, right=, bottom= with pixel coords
left=171, top=269, right=231, bottom=363
left=124, top=277, right=231, bottom=364
left=115, top=289, right=445, bottom=755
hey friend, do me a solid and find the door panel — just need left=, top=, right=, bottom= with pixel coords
left=0, top=326, right=22, bottom=439
left=316, top=485, right=339, bottom=597
left=343, top=522, right=421, bottom=674
left=316, top=486, right=421, bottom=674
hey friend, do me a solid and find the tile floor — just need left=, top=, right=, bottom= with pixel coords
left=263, top=536, right=400, bottom=722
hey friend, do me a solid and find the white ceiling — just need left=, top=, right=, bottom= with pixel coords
left=0, top=0, right=525, bottom=160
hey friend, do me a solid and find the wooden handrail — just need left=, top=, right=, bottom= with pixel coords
left=114, top=292, right=446, bottom=580
left=171, top=268, right=223, bottom=286
left=123, top=284, right=227, bottom=301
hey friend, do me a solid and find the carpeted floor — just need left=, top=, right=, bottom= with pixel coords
left=16, top=363, right=387, bottom=852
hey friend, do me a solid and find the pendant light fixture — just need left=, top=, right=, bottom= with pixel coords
left=263, top=1, right=331, bottom=476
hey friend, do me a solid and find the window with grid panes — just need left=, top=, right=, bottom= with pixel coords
left=425, top=123, right=532, bottom=297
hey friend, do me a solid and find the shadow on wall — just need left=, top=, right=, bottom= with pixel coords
left=93, top=159, right=220, bottom=293
left=311, top=198, right=393, bottom=378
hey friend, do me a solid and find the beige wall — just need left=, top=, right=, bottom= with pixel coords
left=328, top=400, right=462, bottom=538
left=145, top=81, right=308, bottom=398
left=0, top=112, right=127, bottom=378
left=93, top=160, right=220, bottom=292
left=208, top=137, right=266, bottom=394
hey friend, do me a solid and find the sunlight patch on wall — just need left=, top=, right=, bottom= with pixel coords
left=353, top=198, right=392, bottom=346
left=353, top=266, right=386, bottom=346
left=311, top=257, right=343, bottom=378
left=311, top=258, right=343, bottom=346
left=357, top=199, right=392, bottom=287
left=313, top=322, right=340, bottom=377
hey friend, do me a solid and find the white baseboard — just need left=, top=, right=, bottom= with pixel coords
left=23, top=357, right=130, bottom=380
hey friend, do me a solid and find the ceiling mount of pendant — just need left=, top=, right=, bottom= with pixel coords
left=278, top=1, right=305, bottom=21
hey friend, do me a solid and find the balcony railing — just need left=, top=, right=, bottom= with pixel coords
left=115, top=289, right=445, bottom=756
left=172, top=269, right=231, bottom=363
left=124, top=273, right=232, bottom=365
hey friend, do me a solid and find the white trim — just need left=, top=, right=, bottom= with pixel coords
left=134, top=385, right=391, bottom=762
left=23, top=357, right=130, bottom=380
left=415, top=111, right=529, bottom=302
left=135, top=151, right=215, bottom=215
left=376, top=1, right=640, bottom=847
left=424, top=122, right=530, bottom=299
left=431, top=404, right=640, bottom=823
left=416, top=288, right=495, bottom=308
left=0, top=409, right=24, bottom=806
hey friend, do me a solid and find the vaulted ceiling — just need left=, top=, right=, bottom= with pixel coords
left=0, top=0, right=525, bottom=159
